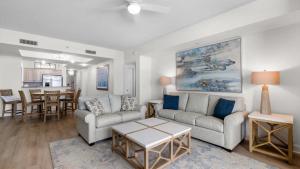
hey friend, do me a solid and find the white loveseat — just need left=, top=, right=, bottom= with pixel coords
left=75, top=94, right=147, bottom=145
left=155, top=92, right=248, bottom=150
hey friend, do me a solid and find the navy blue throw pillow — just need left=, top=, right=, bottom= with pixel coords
left=213, top=98, right=235, bottom=119
left=163, top=95, right=179, bottom=110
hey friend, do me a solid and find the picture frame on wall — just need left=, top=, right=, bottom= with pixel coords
left=176, top=38, right=242, bottom=93
left=96, top=65, right=109, bottom=90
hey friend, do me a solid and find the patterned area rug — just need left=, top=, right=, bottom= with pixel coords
left=49, top=137, right=277, bottom=169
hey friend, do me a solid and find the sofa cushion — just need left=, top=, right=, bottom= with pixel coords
left=109, top=94, right=121, bottom=113
left=97, top=95, right=112, bottom=114
left=174, top=112, right=203, bottom=125
left=121, top=96, right=137, bottom=111
left=96, top=113, right=122, bottom=128
left=78, top=97, right=94, bottom=110
left=117, top=111, right=143, bottom=122
left=170, top=92, right=189, bottom=111
left=186, top=93, right=209, bottom=115
left=85, top=98, right=104, bottom=116
left=158, top=109, right=182, bottom=120
left=207, top=95, right=245, bottom=116
left=163, top=95, right=179, bottom=110
left=195, top=116, right=224, bottom=133
left=213, top=98, right=235, bottom=119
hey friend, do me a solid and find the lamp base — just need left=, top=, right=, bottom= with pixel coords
left=260, top=85, right=272, bottom=115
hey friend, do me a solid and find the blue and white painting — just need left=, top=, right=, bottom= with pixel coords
left=176, top=38, right=242, bottom=93
left=96, top=65, right=109, bottom=90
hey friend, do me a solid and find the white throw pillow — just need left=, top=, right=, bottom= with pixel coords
left=121, top=96, right=136, bottom=111
left=85, top=98, right=104, bottom=116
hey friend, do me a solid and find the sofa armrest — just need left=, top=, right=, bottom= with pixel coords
left=224, top=111, right=248, bottom=150
left=75, top=109, right=95, bottom=124
left=75, top=110, right=96, bottom=144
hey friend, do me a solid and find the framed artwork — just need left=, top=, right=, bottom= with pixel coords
left=176, top=38, right=242, bottom=93
left=96, top=65, right=109, bottom=90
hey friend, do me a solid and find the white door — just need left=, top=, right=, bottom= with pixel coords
left=124, top=64, right=136, bottom=96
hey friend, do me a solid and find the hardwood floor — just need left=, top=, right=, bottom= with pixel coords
left=0, top=116, right=299, bottom=169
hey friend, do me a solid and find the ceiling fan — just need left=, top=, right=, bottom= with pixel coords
left=113, top=0, right=171, bottom=15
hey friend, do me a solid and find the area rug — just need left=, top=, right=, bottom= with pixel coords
left=49, top=137, right=277, bottom=169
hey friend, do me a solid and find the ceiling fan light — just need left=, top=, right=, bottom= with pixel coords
left=127, top=3, right=141, bottom=15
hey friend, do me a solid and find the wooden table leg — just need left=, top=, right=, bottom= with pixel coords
left=288, top=124, right=293, bottom=164
left=249, top=118, right=253, bottom=152
left=126, top=139, right=129, bottom=158
left=11, top=103, right=14, bottom=118
left=170, top=140, right=173, bottom=161
left=144, top=149, right=149, bottom=169
left=188, top=132, right=191, bottom=154
left=112, top=130, right=115, bottom=152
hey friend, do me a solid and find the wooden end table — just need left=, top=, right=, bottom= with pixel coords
left=146, top=100, right=163, bottom=118
left=248, top=112, right=293, bottom=163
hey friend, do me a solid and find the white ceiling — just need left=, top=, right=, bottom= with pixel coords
left=0, top=44, right=110, bottom=69
left=0, top=0, right=254, bottom=50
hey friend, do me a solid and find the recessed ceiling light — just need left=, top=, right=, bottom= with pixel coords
left=70, top=60, right=75, bottom=64
left=80, top=63, right=88, bottom=67
left=41, top=60, right=46, bottom=64
left=128, top=2, right=141, bottom=15
left=68, top=69, right=75, bottom=76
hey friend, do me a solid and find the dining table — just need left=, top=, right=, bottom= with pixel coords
left=31, top=91, right=76, bottom=114
left=31, top=91, right=75, bottom=97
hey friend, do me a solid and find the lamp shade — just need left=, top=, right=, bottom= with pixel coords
left=251, top=71, right=280, bottom=85
left=160, top=76, right=171, bottom=86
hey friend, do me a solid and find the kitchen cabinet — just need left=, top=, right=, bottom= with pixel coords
left=23, top=68, right=62, bottom=82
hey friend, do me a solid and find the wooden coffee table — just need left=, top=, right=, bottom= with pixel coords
left=112, top=118, right=191, bottom=169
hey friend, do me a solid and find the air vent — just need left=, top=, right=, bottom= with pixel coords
left=19, top=39, right=38, bottom=46
left=85, top=49, right=96, bottom=55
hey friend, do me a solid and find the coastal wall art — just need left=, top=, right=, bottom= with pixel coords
left=176, top=38, right=242, bottom=93
left=96, top=65, right=109, bottom=90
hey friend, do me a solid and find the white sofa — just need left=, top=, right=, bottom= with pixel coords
left=75, top=94, right=147, bottom=145
left=155, top=92, right=248, bottom=150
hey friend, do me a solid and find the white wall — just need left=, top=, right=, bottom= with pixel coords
left=140, top=23, right=300, bottom=152
left=131, top=0, right=300, bottom=54
left=0, top=55, right=22, bottom=95
left=77, top=58, right=125, bottom=96
left=78, top=61, right=113, bottom=96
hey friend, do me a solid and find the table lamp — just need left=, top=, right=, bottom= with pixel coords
left=160, top=76, right=171, bottom=95
left=251, top=70, right=280, bottom=115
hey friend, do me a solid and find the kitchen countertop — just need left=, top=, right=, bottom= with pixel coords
left=21, top=86, right=71, bottom=89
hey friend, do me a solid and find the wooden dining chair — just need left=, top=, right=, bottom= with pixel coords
left=61, top=89, right=80, bottom=116
left=18, top=90, right=43, bottom=121
left=0, top=89, right=13, bottom=117
left=74, top=89, right=81, bottom=109
left=61, top=90, right=74, bottom=116
left=29, top=89, right=43, bottom=113
left=44, top=90, right=60, bottom=123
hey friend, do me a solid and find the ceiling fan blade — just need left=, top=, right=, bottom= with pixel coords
left=125, top=0, right=143, bottom=3
left=141, top=3, right=170, bottom=14
left=98, top=5, right=127, bottom=13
